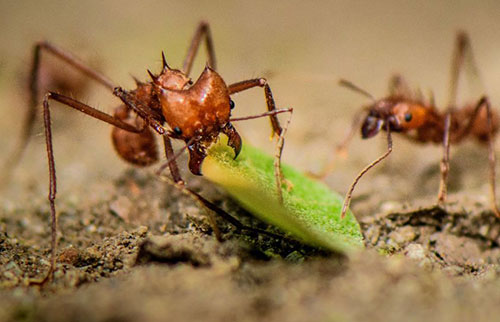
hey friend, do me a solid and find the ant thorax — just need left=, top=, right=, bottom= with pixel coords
left=152, top=65, right=231, bottom=141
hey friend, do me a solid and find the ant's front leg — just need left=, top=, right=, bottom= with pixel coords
left=157, top=135, right=287, bottom=241
left=227, top=78, right=293, bottom=202
left=157, top=135, right=220, bottom=240
left=32, top=92, right=146, bottom=284
left=228, top=78, right=284, bottom=136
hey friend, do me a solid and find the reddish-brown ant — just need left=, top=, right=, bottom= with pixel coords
left=329, top=31, right=499, bottom=219
left=5, top=21, right=293, bottom=282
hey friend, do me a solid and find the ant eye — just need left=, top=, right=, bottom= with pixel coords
left=173, top=127, right=182, bottom=135
left=229, top=99, right=235, bottom=109
left=404, top=113, right=412, bottom=122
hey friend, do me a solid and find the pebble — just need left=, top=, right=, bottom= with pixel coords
left=388, top=226, right=417, bottom=245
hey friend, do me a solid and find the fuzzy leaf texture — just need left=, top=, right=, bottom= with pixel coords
left=202, top=138, right=364, bottom=254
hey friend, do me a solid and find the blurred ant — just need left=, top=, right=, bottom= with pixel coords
left=5, top=21, right=292, bottom=282
left=328, top=32, right=499, bottom=218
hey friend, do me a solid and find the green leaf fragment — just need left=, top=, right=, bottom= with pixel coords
left=202, top=138, right=364, bottom=254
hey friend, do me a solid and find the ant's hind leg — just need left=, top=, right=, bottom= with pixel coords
left=483, top=98, right=500, bottom=217
left=2, top=41, right=116, bottom=184
left=452, top=96, right=500, bottom=217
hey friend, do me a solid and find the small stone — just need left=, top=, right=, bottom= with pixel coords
left=134, top=226, right=148, bottom=237
left=58, top=246, right=80, bottom=265
left=380, top=201, right=401, bottom=213
left=3, top=271, right=16, bottom=280
left=388, top=226, right=417, bottom=245
left=404, top=243, right=426, bottom=261
left=432, top=233, right=483, bottom=266
left=442, top=265, right=465, bottom=276
left=404, top=243, right=433, bottom=270
left=109, top=196, right=133, bottom=222
left=479, top=225, right=489, bottom=237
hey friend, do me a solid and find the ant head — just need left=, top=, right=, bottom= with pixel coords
left=362, top=99, right=426, bottom=138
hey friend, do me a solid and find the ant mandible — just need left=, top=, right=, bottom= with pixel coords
left=329, top=31, right=499, bottom=219
left=6, top=21, right=293, bottom=282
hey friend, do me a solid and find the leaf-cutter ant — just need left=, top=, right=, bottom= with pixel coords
left=4, top=21, right=293, bottom=282
left=329, top=32, right=499, bottom=218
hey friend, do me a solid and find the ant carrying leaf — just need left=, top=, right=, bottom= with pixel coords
left=3, top=21, right=294, bottom=283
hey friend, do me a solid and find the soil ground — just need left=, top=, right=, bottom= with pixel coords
left=2, top=1, right=500, bottom=322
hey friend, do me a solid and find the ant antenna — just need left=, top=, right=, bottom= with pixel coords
left=341, top=125, right=393, bottom=218
left=230, top=108, right=292, bottom=122
left=339, top=79, right=376, bottom=102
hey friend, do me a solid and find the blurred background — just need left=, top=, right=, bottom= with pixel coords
left=2, top=0, right=500, bottom=212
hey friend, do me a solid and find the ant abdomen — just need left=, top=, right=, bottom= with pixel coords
left=111, top=105, right=158, bottom=166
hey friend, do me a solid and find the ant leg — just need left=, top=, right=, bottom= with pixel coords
left=156, top=173, right=288, bottom=241
left=159, top=136, right=184, bottom=184
left=3, top=41, right=116, bottom=183
left=474, top=97, right=500, bottom=217
left=485, top=99, right=500, bottom=217
left=182, top=21, right=216, bottom=75
left=273, top=114, right=292, bottom=202
left=311, top=108, right=367, bottom=179
left=157, top=137, right=290, bottom=239
left=448, top=31, right=482, bottom=108
left=388, top=74, right=412, bottom=98
left=228, top=78, right=284, bottom=136
left=229, top=108, right=294, bottom=201
left=158, top=135, right=221, bottom=239
left=228, top=78, right=292, bottom=202
left=30, top=92, right=147, bottom=285
left=437, top=113, right=451, bottom=205
left=341, top=127, right=393, bottom=219
left=452, top=96, right=500, bottom=217
left=310, top=79, right=375, bottom=179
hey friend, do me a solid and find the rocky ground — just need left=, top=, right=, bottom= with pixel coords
left=3, top=1, right=500, bottom=321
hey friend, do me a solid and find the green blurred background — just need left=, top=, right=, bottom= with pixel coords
left=2, top=0, right=500, bottom=206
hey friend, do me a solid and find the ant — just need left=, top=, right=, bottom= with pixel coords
left=4, top=21, right=293, bottom=283
left=327, top=31, right=499, bottom=219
